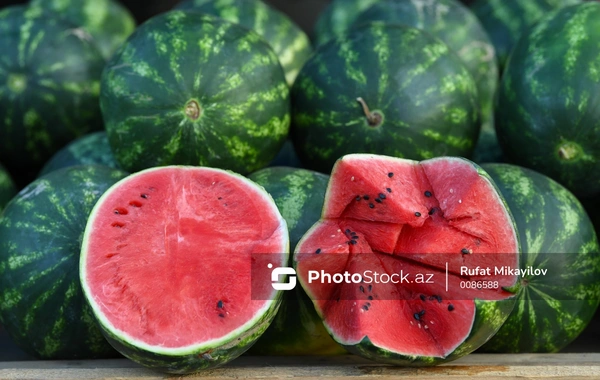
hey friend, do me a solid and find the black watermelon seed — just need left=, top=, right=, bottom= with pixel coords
left=350, top=240, right=357, bottom=245
left=419, top=310, right=425, bottom=316
left=448, top=304, right=455, bottom=311
left=359, top=286, right=364, bottom=293
left=315, top=248, right=322, bottom=254
left=419, top=295, right=426, bottom=301
left=368, top=285, right=372, bottom=292
left=352, top=235, right=358, bottom=240
left=429, top=208, right=436, bottom=215
left=378, top=193, right=386, bottom=199
left=375, top=198, right=382, bottom=203
left=217, top=300, right=224, bottom=309
left=388, top=172, right=394, bottom=178
left=369, top=203, right=375, bottom=209
left=363, top=195, right=370, bottom=200
left=362, top=305, right=369, bottom=311
left=386, top=188, right=392, bottom=193
left=461, top=248, right=470, bottom=255
left=366, top=302, right=371, bottom=307
left=435, top=295, right=442, bottom=303
left=368, top=295, right=373, bottom=300
left=218, top=313, right=225, bottom=318
left=140, top=194, right=148, bottom=199
left=356, top=196, right=361, bottom=201
left=351, top=231, right=358, bottom=236
left=345, top=229, right=351, bottom=234
left=415, top=212, right=421, bottom=217
left=424, top=191, right=432, bottom=197
left=413, top=313, right=420, bottom=321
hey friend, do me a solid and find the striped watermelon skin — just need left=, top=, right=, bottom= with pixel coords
left=0, top=166, right=127, bottom=359
left=247, top=167, right=345, bottom=355
left=291, top=23, right=480, bottom=173
left=481, top=164, right=600, bottom=353
left=29, top=0, right=136, bottom=61
left=175, top=0, right=312, bottom=86
left=351, top=0, right=498, bottom=164
left=39, top=132, right=121, bottom=177
left=312, top=0, right=379, bottom=47
left=101, top=11, right=290, bottom=175
left=0, top=164, right=17, bottom=212
left=0, top=6, right=105, bottom=176
left=470, top=0, right=582, bottom=72
left=495, top=2, right=600, bottom=198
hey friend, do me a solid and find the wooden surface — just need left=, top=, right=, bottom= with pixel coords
left=0, top=354, right=599, bottom=379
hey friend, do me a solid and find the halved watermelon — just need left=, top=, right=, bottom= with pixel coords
left=294, top=154, right=520, bottom=365
left=80, top=166, right=289, bottom=374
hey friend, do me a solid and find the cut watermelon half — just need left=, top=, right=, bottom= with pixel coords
left=80, top=166, right=289, bottom=374
left=294, top=154, right=520, bottom=365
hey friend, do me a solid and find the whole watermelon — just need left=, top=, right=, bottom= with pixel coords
left=0, top=6, right=105, bottom=177
left=350, top=0, right=499, bottom=164
left=101, top=11, right=290, bottom=175
left=39, top=132, right=120, bottom=177
left=470, top=0, right=582, bottom=72
left=248, top=167, right=345, bottom=355
left=0, top=166, right=127, bottom=359
left=495, top=2, right=600, bottom=199
left=0, top=164, right=17, bottom=213
left=29, top=0, right=136, bottom=60
left=291, top=23, right=480, bottom=173
left=312, top=0, right=380, bottom=47
left=175, top=0, right=312, bottom=86
left=480, top=164, right=600, bottom=353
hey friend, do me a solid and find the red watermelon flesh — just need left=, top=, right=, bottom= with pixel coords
left=295, top=154, right=519, bottom=361
left=81, top=167, right=288, bottom=354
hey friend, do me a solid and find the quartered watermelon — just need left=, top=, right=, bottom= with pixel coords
left=80, top=166, right=289, bottom=373
left=294, top=154, right=520, bottom=365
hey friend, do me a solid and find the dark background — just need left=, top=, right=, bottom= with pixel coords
left=0, top=0, right=476, bottom=34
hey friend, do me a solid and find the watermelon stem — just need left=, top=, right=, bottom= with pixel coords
left=185, top=99, right=202, bottom=121
left=356, top=97, right=382, bottom=127
left=557, top=141, right=581, bottom=161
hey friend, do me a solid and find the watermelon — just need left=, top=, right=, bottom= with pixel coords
left=479, top=164, right=600, bottom=353
left=101, top=11, right=290, bottom=175
left=0, top=6, right=105, bottom=177
left=80, top=166, right=289, bottom=374
left=175, top=0, right=312, bottom=86
left=312, top=0, right=380, bottom=47
left=495, top=2, right=600, bottom=199
left=291, top=23, right=480, bottom=173
left=247, top=167, right=346, bottom=355
left=470, top=0, right=582, bottom=72
left=39, top=132, right=120, bottom=177
left=351, top=0, right=499, bottom=163
left=294, top=154, right=520, bottom=365
left=29, top=0, right=136, bottom=61
left=0, top=164, right=17, bottom=213
left=0, top=166, right=127, bottom=359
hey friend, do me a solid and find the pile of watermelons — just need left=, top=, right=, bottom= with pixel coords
left=0, top=0, right=599, bottom=374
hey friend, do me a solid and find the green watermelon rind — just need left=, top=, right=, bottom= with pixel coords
left=480, top=163, right=600, bottom=353
left=80, top=166, right=289, bottom=373
left=294, top=154, right=521, bottom=365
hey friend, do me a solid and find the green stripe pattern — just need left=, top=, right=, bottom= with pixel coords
left=291, top=23, right=480, bottom=173
left=39, top=132, right=121, bottom=177
left=0, top=6, right=105, bottom=174
left=470, top=0, right=581, bottom=72
left=29, top=0, right=136, bottom=61
left=351, top=0, right=499, bottom=164
left=481, top=164, right=600, bottom=353
left=0, top=164, right=17, bottom=212
left=248, top=167, right=346, bottom=355
left=0, top=166, right=127, bottom=359
left=101, top=11, right=290, bottom=175
left=495, top=2, right=600, bottom=198
left=312, top=0, right=380, bottom=47
left=175, top=0, right=312, bottom=86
